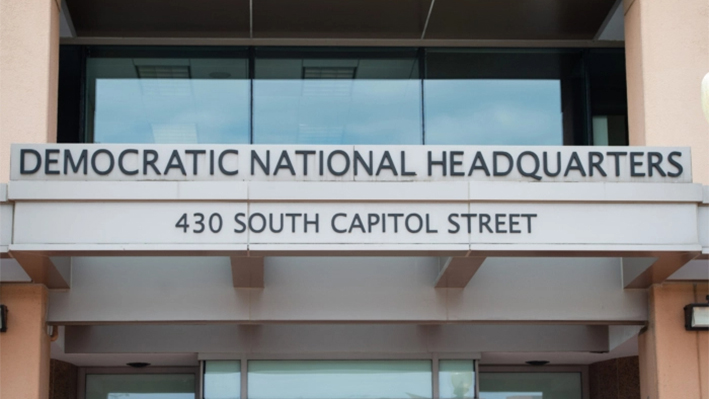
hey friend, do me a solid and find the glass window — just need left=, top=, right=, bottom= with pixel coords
left=587, top=49, right=628, bottom=146
left=85, top=47, right=250, bottom=144
left=424, top=50, right=584, bottom=145
left=248, top=360, right=432, bottom=399
left=204, top=361, right=240, bottom=399
left=253, top=48, right=423, bottom=145
left=85, top=373, right=195, bottom=399
left=479, top=372, right=582, bottom=399
left=439, top=360, right=476, bottom=399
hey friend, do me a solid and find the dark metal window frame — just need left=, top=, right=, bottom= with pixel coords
left=58, top=45, right=628, bottom=146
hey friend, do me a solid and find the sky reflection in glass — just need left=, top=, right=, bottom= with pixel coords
left=253, top=79, right=422, bottom=145
left=424, top=80, right=563, bottom=145
left=92, top=78, right=250, bottom=144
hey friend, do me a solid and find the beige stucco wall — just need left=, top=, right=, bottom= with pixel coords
left=0, top=0, right=60, bottom=183
left=639, top=283, right=709, bottom=399
left=0, top=284, right=51, bottom=399
left=625, top=0, right=709, bottom=185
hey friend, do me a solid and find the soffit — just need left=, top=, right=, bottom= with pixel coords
left=64, top=0, right=617, bottom=40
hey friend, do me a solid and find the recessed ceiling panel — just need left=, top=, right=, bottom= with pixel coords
left=425, top=0, right=617, bottom=40
left=65, top=0, right=250, bottom=37
left=253, top=0, right=433, bottom=39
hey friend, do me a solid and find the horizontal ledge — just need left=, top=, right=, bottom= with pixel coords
left=49, top=319, right=647, bottom=326
left=59, top=37, right=626, bottom=48
left=7, top=181, right=705, bottom=203
left=9, top=244, right=701, bottom=257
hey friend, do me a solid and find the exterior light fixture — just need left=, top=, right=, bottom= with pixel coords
left=525, top=360, right=549, bottom=366
left=684, top=295, right=709, bottom=331
left=127, top=362, right=151, bottom=368
left=0, top=305, right=7, bottom=332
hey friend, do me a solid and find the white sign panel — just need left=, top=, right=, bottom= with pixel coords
left=11, top=144, right=692, bottom=183
left=12, top=201, right=698, bottom=250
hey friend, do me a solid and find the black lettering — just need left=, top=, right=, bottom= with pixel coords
left=606, top=151, right=628, bottom=177
left=354, top=151, right=373, bottom=176
left=234, top=213, right=247, bottom=233
left=304, top=213, right=319, bottom=233
left=349, top=214, right=366, bottom=233
left=185, top=149, right=206, bottom=175
left=425, top=214, right=438, bottom=233
left=428, top=151, right=447, bottom=176
left=91, top=149, right=114, bottom=175
left=509, top=214, right=521, bottom=233
left=521, top=214, right=537, bottom=233
left=388, top=213, right=404, bottom=233
left=405, top=213, right=423, bottom=233
left=274, top=150, right=295, bottom=176
left=251, top=150, right=270, bottom=175
left=630, top=152, right=646, bottom=177
left=295, top=150, right=316, bottom=176
left=588, top=152, right=606, bottom=177
left=285, top=213, right=302, bottom=233
left=493, top=152, right=513, bottom=176
left=448, top=214, right=460, bottom=234
left=269, top=213, right=284, bottom=233
left=164, top=150, right=187, bottom=176
left=460, top=213, right=477, bottom=234
left=367, top=213, right=380, bottom=233
left=218, top=150, right=239, bottom=176
left=20, top=149, right=41, bottom=174
left=479, top=214, right=493, bottom=233
left=401, top=151, right=416, bottom=176
left=468, top=151, right=490, bottom=176
left=143, top=150, right=161, bottom=175
left=249, top=213, right=267, bottom=233
left=495, top=214, right=507, bottom=233
left=648, top=152, right=666, bottom=177
left=117, top=149, right=138, bottom=175
left=328, top=150, right=350, bottom=176
left=543, top=151, right=562, bottom=177
left=44, top=149, right=60, bottom=175
left=667, top=152, right=684, bottom=177
left=517, top=151, right=541, bottom=181
left=376, top=151, right=398, bottom=176
left=332, top=213, right=347, bottom=233
left=449, top=151, right=464, bottom=176
left=564, top=152, right=586, bottom=177
left=65, top=149, right=89, bottom=175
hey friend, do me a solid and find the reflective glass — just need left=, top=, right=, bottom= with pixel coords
left=86, top=53, right=250, bottom=144
left=424, top=50, right=580, bottom=145
left=479, top=372, right=582, bottom=399
left=424, top=79, right=562, bottom=145
left=248, top=360, right=432, bottom=399
left=439, top=360, right=475, bottom=399
left=253, top=49, right=422, bottom=145
left=204, top=361, right=240, bottom=399
left=85, top=373, right=195, bottom=399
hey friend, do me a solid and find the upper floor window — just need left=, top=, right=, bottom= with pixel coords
left=59, top=46, right=628, bottom=146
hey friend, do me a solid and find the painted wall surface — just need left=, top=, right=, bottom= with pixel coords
left=0, top=284, right=50, bottom=399
left=639, top=283, right=709, bottom=399
left=0, top=0, right=59, bottom=183
left=624, top=0, right=709, bottom=185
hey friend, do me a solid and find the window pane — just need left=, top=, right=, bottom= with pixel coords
left=85, top=374, right=195, bottom=399
left=439, top=360, right=475, bottom=399
left=86, top=49, right=250, bottom=144
left=479, top=372, right=582, bottom=399
left=253, top=48, right=422, bottom=145
left=204, top=361, right=240, bottom=399
left=248, top=360, right=432, bottom=399
left=425, top=50, right=583, bottom=145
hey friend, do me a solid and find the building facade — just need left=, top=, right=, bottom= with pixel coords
left=0, top=0, right=708, bottom=398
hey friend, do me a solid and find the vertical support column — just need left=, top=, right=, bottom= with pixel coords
left=638, top=283, right=709, bottom=399
left=0, top=0, right=61, bottom=182
left=0, top=284, right=51, bottom=399
left=624, top=0, right=709, bottom=185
